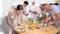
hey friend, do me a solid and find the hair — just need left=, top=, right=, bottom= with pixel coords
left=24, top=1, right=29, bottom=5
left=55, top=3, right=58, bottom=5
left=50, top=3, right=58, bottom=5
left=40, top=4, right=44, bottom=10
left=16, top=4, right=23, bottom=10
left=42, top=3, right=48, bottom=7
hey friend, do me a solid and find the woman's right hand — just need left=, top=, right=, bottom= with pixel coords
left=13, top=26, right=21, bottom=33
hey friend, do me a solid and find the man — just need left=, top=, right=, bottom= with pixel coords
left=44, top=4, right=60, bottom=34
left=51, top=5, right=60, bottom=34
left=23, top=1, right=29, bottom=13
left=28, top=2, right=38, bottom=19
left=22, top=1, right=29, bottom=21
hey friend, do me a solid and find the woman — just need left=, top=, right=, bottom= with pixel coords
left=7, top=4, right=26, bottom=34
left=1, top=6, right=16, bottom=34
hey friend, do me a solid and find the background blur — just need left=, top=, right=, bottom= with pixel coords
left=0, top=0, right=60, bottom=25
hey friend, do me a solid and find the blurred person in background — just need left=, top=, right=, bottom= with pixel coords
left=22, top=1, right=29, bottom=21
left=38, top=4, right=50, bottom=21
left=39, top=4, right=46, bottom=17
left=43, top=4, right=54, bottom=24
left=28, top=2, right=38, bottom=19
left=44, top=4, right=60, bottom=34
left=50, top=4, right=60, bottom=34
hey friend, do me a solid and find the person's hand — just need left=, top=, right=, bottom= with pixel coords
left=13, top=26, right=22, bottom=33
left=22, top=27, right=29, bottom=31
left=31, top=11, right=37, bottom=14
left=30, top=10, right=37, bottom=14
left=45, top=19, right=48, bottom=23
left=17, top=26, right=29, bottom=32
left=48, top=21, right=54, bottom=25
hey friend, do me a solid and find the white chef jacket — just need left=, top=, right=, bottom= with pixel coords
left=28, top=5, right=40, bottom=19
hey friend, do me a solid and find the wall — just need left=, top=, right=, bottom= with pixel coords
left=11, top=0, right=58, bottom=6
left=3, top=0, right=12, bottom=17
left=58, top=0, right=60, bottom=6
left=3, top=0, right=59, bottom=17
left=0, top=0, right=3, bottom=17
left=0, top=0, right=3, bottom=25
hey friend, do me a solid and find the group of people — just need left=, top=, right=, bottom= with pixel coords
left=3, top=1, right=60, bottom=34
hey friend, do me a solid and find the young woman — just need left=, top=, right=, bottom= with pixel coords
left=7, top=4, right=26, bottom=34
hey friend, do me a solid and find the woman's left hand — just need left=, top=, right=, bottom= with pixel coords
left=48, top=21, right=54, bottom=25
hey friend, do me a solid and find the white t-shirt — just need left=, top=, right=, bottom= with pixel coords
left=23, top=6, right=29, bottom=14
left=22, top=6, right=29, bottom=20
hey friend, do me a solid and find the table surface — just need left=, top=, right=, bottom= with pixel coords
left=19, top=25, right=58, bottom=34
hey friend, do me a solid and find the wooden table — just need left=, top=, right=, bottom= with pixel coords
left=19, top=25, right=58, bottom=34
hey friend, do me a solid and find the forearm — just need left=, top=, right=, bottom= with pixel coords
left=18, top=22, right=24, bottom=27
left=54, top=14, right=60, bottom=22
left=30, top=11, right=37, bottom=14
left=18, top=15, right=25, bottom=27
left=7, top=16, right=15, bottom=29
